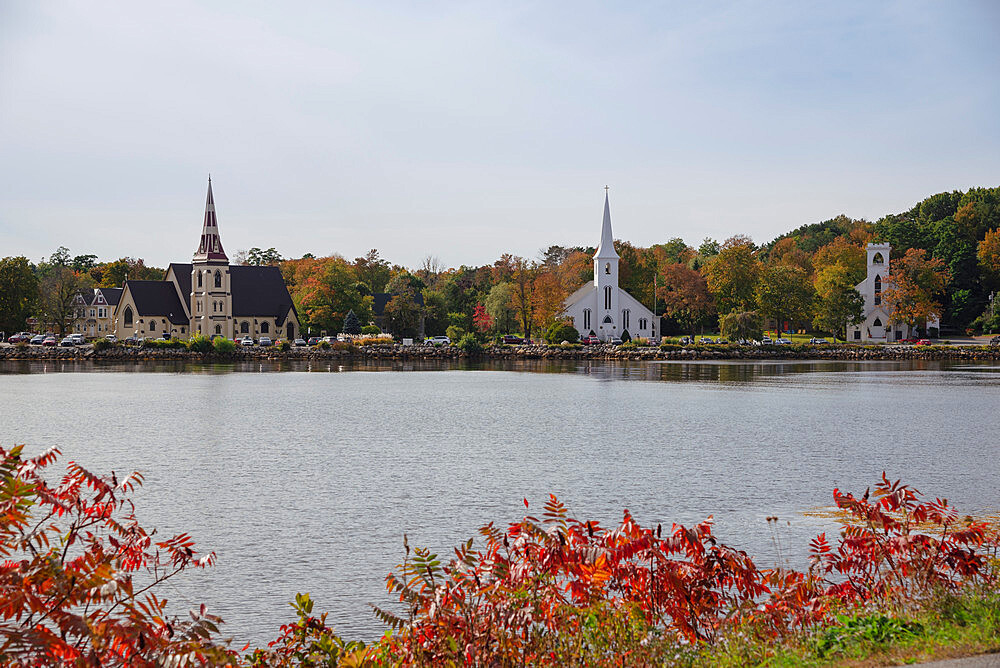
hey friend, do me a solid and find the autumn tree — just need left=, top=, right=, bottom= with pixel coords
left=472, top=303, right=493, bottom=336
left=719, top=310, right=763, bottom=342
left=292, top=256, right=372, bottom=334
left=704, top=235, right=760, bottom=316
left=35, top=248, right=94, bottom=336
left=383, top=289, right=422, bottom=339
left=0, top=256, right=39, bottom=334
left=811, top=237, right=866, bottom=285
left=485, top=282, right=516, bottom=334
left=531, top=271, right=567, bottom=334
left=881, top=248, right=950, bottom=335
left=510, top=257, right=538, bottom=340
left=755, top=265, right=815, bottom=336
left=89, top=257, right=164, bottom=287
left=657, top=263, right=714, bottom=336
left=354, top=249, right=392, bottom=294
left=812, top=263, right=865, bottom=340
left=978, top=228, right=1000, bottom=283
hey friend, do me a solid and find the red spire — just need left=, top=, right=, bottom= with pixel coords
left=193, top=175, right=228, bottom=262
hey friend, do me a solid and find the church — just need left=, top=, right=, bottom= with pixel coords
left=846, top=242, right=940, bottom=342
left=562, top=193, right=657, bottom=342
left=112, top=179, right=300, bottom=341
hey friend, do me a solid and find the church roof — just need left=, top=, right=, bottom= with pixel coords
left=230, top=265, right=297, bottom=324
left=594, top=192, right=619, bottom=259
left=192, top=177, right=228, bottom=262
left=124, top=281, right=188, bottom=325
left=168, top=263, right=193, bottom=298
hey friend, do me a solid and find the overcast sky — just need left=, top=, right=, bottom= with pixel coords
left=2, top=1, right=998, bottom=270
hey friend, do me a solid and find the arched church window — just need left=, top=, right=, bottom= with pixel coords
left=123, top=306, right=133, bottom=327
left=214, top=270, right=222, bottom=288
left=215, top=324, right=222, bottom=335
left=622, top=309, right=630, bottom=329
left=197, top=272, right=203, bottom=288
left=603, top=315, right=613, bottom=324
left=261, top=322, right=270, bottom=334
left=605, top=262, right=610, bottom=275
left=872, top=252, right=884, bottom=265
left=241, top=321, right=249, bottom=334
left=874, top=275, right=882, bottom=305
left=149, top=320, right=156, bottom=332
left=873, top=318, right=882, bottom=327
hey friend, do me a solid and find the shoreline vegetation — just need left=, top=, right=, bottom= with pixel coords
left=2, top=340, right=999, bottom=363
left=2, top=446, right=998, bottom=666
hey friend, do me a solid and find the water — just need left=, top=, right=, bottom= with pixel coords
left=3, top=358, right=999, bottom=647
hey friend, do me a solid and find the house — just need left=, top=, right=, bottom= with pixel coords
left=846, top=242, right=940, bottom=342
left=562, top=192, right=657, bottom=342
left=72, top=287, right=122, bottom=338
left=112, top=178, right=300, bottom=341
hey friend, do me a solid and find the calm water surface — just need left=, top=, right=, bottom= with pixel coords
left=3, top=358, right=999, bottom=646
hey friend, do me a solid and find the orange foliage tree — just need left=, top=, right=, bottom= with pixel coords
left=881, top=248, right=950, bottom=332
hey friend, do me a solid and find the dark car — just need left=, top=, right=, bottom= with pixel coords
left=307, top=337, right=320, bottom=345
left=8, top=332, right=33, bottom=344
left=501, top=335, right=524, bottom=344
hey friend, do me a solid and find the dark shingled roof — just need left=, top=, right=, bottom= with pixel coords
left=230, top=265, right=296, bottom=324
left=97, top=288, right=123, bottom=306
left=168, top=263, right=192, bottom=299
left=125, top=281, right=188, bottom=325
left=372, top=292, right=424, bottom=317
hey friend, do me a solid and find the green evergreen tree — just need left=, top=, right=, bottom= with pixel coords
left=342, top=309, right=362, bottom=335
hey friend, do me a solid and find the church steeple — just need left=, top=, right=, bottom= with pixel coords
left=193, top=176, right=228, bottom=263
left=594, top=189, right=619, bottom=259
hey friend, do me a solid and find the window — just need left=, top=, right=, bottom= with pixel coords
left=150, top=320, right=156, bottom=332
left=872, top=252, right=884, bottom=265
left=622, top=309, right=630, bottom=329
left=241, top=321, right=249, bottom=334
left=605, top=262, right=610, bottom=275
left=212, top=301, right=217, bottom=313
left=873, top=318, right=882, bottom=327
left=181, top=327, right=185, bottom=334
left=214, top=270, right=222, bottom=288
left=603, top=315, right=613, bottom=324
left=639, top=318, right=648, bottom=330
left=197, top=272, right=203, bottom=288
left=583, top=309, right=591, bottom=330
left=260, top=322, right=270, bottom=334
left=123, top=306, right=133, bottom=327
left=854, top=330, right=861, bottom=340
left=90, top=309, right=95, bottom=317
left=215, top=324, right=222, bottom=334
left=604, top=286, right=612, bottom=310
left=874, top=275, right=882, bottom=305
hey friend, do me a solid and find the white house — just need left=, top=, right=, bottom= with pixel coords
left=562, top=193, right=657, bottom=342
left=847, top=242, right=940, bottom=342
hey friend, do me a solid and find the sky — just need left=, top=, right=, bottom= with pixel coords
left=2, top=1, right=999, bottom=270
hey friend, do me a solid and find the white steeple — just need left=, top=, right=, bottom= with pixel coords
left=594, top=189, right=619, bottom=259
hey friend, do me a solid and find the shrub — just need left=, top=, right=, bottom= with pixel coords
left=355, top=336, right=389, bottom=346
left=142, top=338, right=186, bottom=349
left=276, top=340, right=291, bottom=352
left=546, top=322, right=580, bottom=344
left=213, top=337, right=237, bottom=354
left=317, top=340, right=331, bottom=349
left=456, top=333, right=482, bottom=354
left=361, top=325, right=382, bottom=335
left=187, top=334, right=213, bottom=353
left=445, top=325, right=467, bottom=342
left=92, top=338, right=113, bottom=352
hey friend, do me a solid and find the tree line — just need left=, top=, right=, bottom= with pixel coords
left=3, top=186, right=998, bottom=339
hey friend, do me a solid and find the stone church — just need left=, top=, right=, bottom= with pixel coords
left=112, top=179, right=299, bottom=341
left=562, top=193, right=657, bottom=342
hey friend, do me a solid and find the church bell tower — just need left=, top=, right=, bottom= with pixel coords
left=191, top=176, right=232, bottom=338
left=593, top=189, right=619, bottom=338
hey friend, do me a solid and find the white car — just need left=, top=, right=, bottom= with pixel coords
left=239, top=336, right=254, bottom=346
left=105, top=334, right=117, bottom=343
left=775, top=338, right=792, bottom=345
left=258, top=337, right=273, bottom=347
left=425, top=336, right=451, bottom=346
left=69, top=333, right=86, bottom=344
left=761, top=336, right=773, bottom=344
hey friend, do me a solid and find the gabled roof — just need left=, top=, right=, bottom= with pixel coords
left=230, top=265, right=297, bottom=324
left=372, top=291, right=424, bottom=317
left=563, top=283, right=595, bottom=309
left=96, top=287, right=123, bottom=306
left=167, top=263, right=193, bottom=298
left=124, top=281, right=188, bottom=325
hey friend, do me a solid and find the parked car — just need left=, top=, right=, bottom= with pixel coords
left=700, top=337, right=715, bottom=344
left=8, top=332, right=34, bottom=344
left=321, top=336, right=337, bottom=344
left=608, top=337, right=623, bottom=345
left=900, top=338, right=919, bottom=344
left=294, top=338, right=308, bottom=347
left=59, top=336, right=76, bottom=347
left=761, top=336, right=773, bottom=344
left=42, top=336, right=57, bottom=347
left=425, top=336, right=450, bottom=346
left=581, top=335, right=601, bottom=345
left=716, top=338, right=729, bottom=344
left=258, top=337, right=273, bottom=347
left=307, top=337, right=320, bottom=346
left=239, top=336, right=254, bottom=346
left=915, top=339, right=932, bottom=346
left=775, top=338, right=792, bottom=345
left=808, top=337, right=828, bottom=344
left=30, top=334, right=47, bottom=345
left=501, top=335, right=524, bottom=345
left=105, top=334, right=117, bottom=343
left=679, top=336, right=691, bottom=345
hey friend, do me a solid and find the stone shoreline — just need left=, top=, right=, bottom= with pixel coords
left=2, top=343, right=998, bottom=363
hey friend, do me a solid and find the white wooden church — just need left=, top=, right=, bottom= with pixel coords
left=562, top=193, right=657, bottom=342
